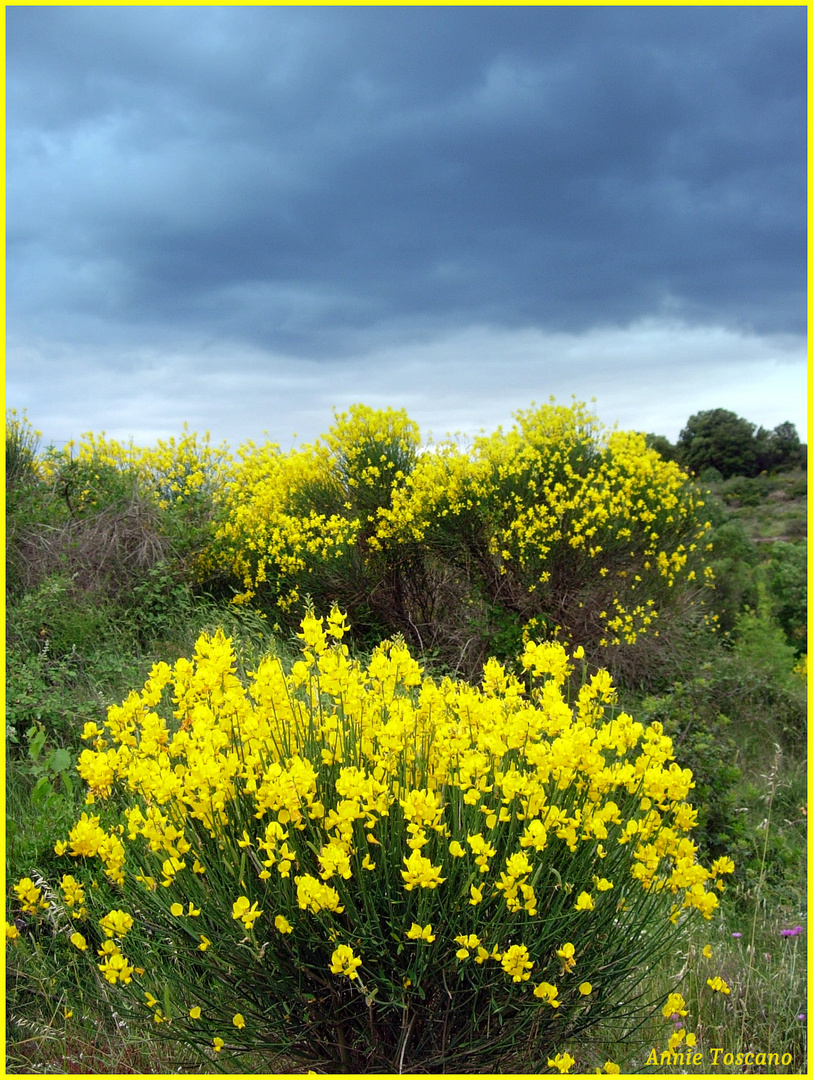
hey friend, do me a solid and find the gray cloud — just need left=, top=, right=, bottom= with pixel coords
left=8, top=7, right=805, bottom=346
left=6, top=6, right=806, bottom=449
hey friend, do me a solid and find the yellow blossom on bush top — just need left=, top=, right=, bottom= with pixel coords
left=202, top=401, right=713, bottom=659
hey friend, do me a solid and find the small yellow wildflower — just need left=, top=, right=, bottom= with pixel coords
left=189, top=1006, right=201, bottom=1019
left=557, top=942, right=576, bottom=973
left=501, top=943, right=534, bottom=982
left=330, top=943, right=362, bottom=980
left=401, top=849, right=445, bottom=891
left=406, top=923, right=436, bottom=942
left=533, top=981, right=560, bottom=1007
left=548, top=1051, right=576, bottom=1072
left=233, top=1013, right=246, bottom=1029
left=662, top=992, right=688, bottom=1018
left=232, top=895, right=263, bottom=930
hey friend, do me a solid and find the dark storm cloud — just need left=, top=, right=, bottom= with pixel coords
left=6, top=4, right=807, bottom=358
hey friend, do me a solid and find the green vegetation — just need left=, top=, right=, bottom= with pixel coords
left=668, top=409, right=806, bottom=480
left=5, top=405, right=806, bottom=1073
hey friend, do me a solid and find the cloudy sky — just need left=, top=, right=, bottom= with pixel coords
left=6, top=5, right=807, bottom=452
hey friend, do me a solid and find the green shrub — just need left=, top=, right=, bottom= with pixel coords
left=765, top=542, right=807, bottom=653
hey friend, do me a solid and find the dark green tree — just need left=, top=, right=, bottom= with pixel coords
left=677, top=409, right=759, bottom=479
left=756, top=421, right=805, bottom=472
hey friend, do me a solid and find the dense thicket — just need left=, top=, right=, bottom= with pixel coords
left=648, top=408, right=806, bottom=481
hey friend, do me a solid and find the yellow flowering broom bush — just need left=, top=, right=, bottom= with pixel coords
left=211, top=400, right=714, bottom=678
left=209, top=403, right=420, bottom=614
left=10, top=608, right=734, bottom=1072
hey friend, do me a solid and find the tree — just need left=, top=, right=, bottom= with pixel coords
left=677, top=409, right=759, bottom=479
left=756, top=421, right=804, bottom=473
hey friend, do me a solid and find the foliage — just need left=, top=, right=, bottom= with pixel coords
left=703, top=518, right=760, bottom=633
left=6, top=408, right=42, bottom=491
left=8, top=611, right=733, bottom=1073
left=765, top=541, right=807, bottom=653
left=677, top=409, right=805, bottom=480
left=633, top=607, right=806, bottom=914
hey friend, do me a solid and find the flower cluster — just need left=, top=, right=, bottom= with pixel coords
left=13, top=608, right=730, bottom=1071
left=207, top=401, right=713, bottom=657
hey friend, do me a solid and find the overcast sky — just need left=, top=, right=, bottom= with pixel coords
left=6, top=5, right=807, bottom=452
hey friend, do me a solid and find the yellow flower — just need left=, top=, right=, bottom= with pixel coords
left=401, top=849, right=445, bottom=891
left=533, top=981, right=560, bottom=1007
left=189, top=1006, right=202, bottom=1019
left=574, top=891, right=594, bottom=912
left=548, top=1051, right=576, bottom=1073
left=295, top=874, right=344, bottom=914
left=602, top=1062, right=620, bottom=1073
left=99, top=909, right=134, bottom=938
left=579, top=982, right=593, bottom=995
left=274, top=915, right=293, bottom=934
left=706, top=976, right=731, bottom=995
left=233, top=1013, right=246, bottom=1029
left=70, top=932, right=88, bottom=951
left=449, top=840, right=466, bottom=858
left=710, top=855, right=735, bottom=876
left=232, top=895, right=263, bottom=930
left=13, top=877, right=48, bottom=915
left=501, top=944, right=534, bottom=982
left=702, top=944, right=713, bottom=959
left=406, top=923, right=436, bottom=942
left=556, top=942, right=576, bottom=974
left=170, top=903, right=184, bottom=916
left=198, top=935, right=211, bottom=951
left=330, top=944, right=362, bottom=980
left=469, top=883, right=483, bottom=905
left=668, top=1030, right=686, bottom=1051
left=213, top=1037, right=224, bottom=1052
left=662, top=992, right=688, bottom=1018
left=5, top=922, right=20, bottom=941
